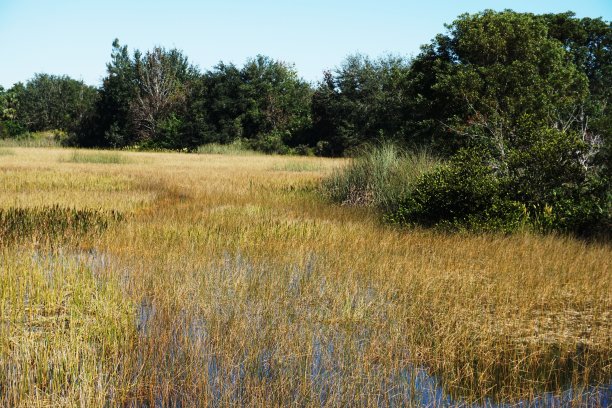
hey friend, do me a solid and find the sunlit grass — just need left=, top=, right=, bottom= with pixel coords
left=196, top=141, right=259, bottom=155
left=0, top=147, right=610, bottom=406
left=271, top=160, right=324, bottom=172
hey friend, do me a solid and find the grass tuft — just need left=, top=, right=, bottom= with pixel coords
left=197, top=141, right=259, bottom=156
left=322, top=142, right=440, bottom=210
left=63, top=150, right=131, bottom=164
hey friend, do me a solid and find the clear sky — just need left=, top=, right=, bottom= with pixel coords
left=1, top=0, right=611, bottom=88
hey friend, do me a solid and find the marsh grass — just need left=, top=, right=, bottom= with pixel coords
left=197, top=141, right=259, bottom=156
left=0, top=148, right=610, bottom=406
left=271, top=161, right=324, bottom=172
left=0, top=249, right=135, bottom=407
left=0, top=205, right=124, bottom=245
left=63, top=150, right=131, bottom=164
left=0, top=147, right=15, bottom=155
left=322, top=143, right=440, bottom=210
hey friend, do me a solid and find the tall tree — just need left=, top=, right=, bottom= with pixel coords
left=9, top=74, right=96, bottom=133
left=408, top=10, right=589, bottom=155
left=311, top=54, right=412, bottom=155
left=85, top=40, right=199, bottom=148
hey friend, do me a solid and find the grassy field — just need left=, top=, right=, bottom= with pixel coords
left=0, top=148, right=610, bottom=407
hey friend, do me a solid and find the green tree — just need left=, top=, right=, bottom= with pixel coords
left=311, top=54, right=412, bottom=155
left=184, top=56, right=312, bottom=153
left=83, top=40, right=199, bottom=148
left=10, top=74, right=96, bottom=134
left=408, top=10, right=589, bottom=155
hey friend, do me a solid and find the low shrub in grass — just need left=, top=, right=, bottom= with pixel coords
left=321, top=143, right=439, bottom=210
left=385, top=147, right=528, bottom=233
left=385, top=128, right=611, bottom=237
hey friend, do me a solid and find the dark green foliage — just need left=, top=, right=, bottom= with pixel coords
left=386, top=127, right=610, bottom=237
left=407, top=10, right=590, bottom=154
left=311, top=55, right=412, bottom=155
left=376, top=10, right=611, bottom=237
left=82, top=43, right=312, bottom=152
left=0, top=86, right=25, bottom=137
left=0, top=205, right=124, bottom=245
left=385, top=148, right=527, bottom=233
left=6, top=74, right=97, bottom=135
left=82, top=40, right=199, bottom=149
left=185, top=56, right=313, bottom=153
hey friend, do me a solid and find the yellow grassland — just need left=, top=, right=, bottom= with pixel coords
left=0, top=148, right=610, bottom=406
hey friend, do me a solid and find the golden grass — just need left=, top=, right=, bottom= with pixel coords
left=0, top=147, right=610, bottom=406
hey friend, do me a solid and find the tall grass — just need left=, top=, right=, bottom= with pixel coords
left=0, top=148, right=610, bottom=406
left=196, top=140, right=259, bottom=156
left=322, top=142, right=440, bottom=210
left=0, top=205, right=123, bottom=245
left=0, top=131, right=63, bottom=148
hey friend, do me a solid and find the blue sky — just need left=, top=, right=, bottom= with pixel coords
left=1, top=0, right=611, bottom=88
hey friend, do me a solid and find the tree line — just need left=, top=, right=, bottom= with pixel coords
left=2, top=10, right=609, bottom=235
left=1, top=10, right=609, bottom=160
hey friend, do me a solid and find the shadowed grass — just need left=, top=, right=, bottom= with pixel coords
left=0, top=205, right=124, bottom=245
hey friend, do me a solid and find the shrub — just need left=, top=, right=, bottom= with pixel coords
left=386, top=147, right=527, bottom=233
left=385, top=128, right=610, bottom=237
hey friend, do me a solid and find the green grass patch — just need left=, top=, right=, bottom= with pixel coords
left=196, top=141, right=259, bottom=156
left=271, top=161, right=323, bottom=172
left=0, top=205, right=124, bottom=245
left=63, top=150, right=131, bottom=164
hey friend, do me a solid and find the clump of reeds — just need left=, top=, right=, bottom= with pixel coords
left=321, top=142, right=439, bottom=210
left=63, top=150, right=131, bottom=164
left=0, top=205, right=124, bottom=244
left=196, top=140, right=259, bottom=156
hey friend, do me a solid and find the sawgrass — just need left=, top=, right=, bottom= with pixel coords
left=0, top=147, right=610, bottom=406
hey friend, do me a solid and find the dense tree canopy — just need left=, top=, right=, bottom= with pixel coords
left=311, top=54, right=412, bottom=155
left=0, top=74, right=96, bottom=137
left=186, top=56, right=312, bottom=153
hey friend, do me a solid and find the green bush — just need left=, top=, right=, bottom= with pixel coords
left=386, top=148, right=527, bottom=233
left=0, top=120, right=26, bottom=138
left=384, top=128, right=610, bottom=237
